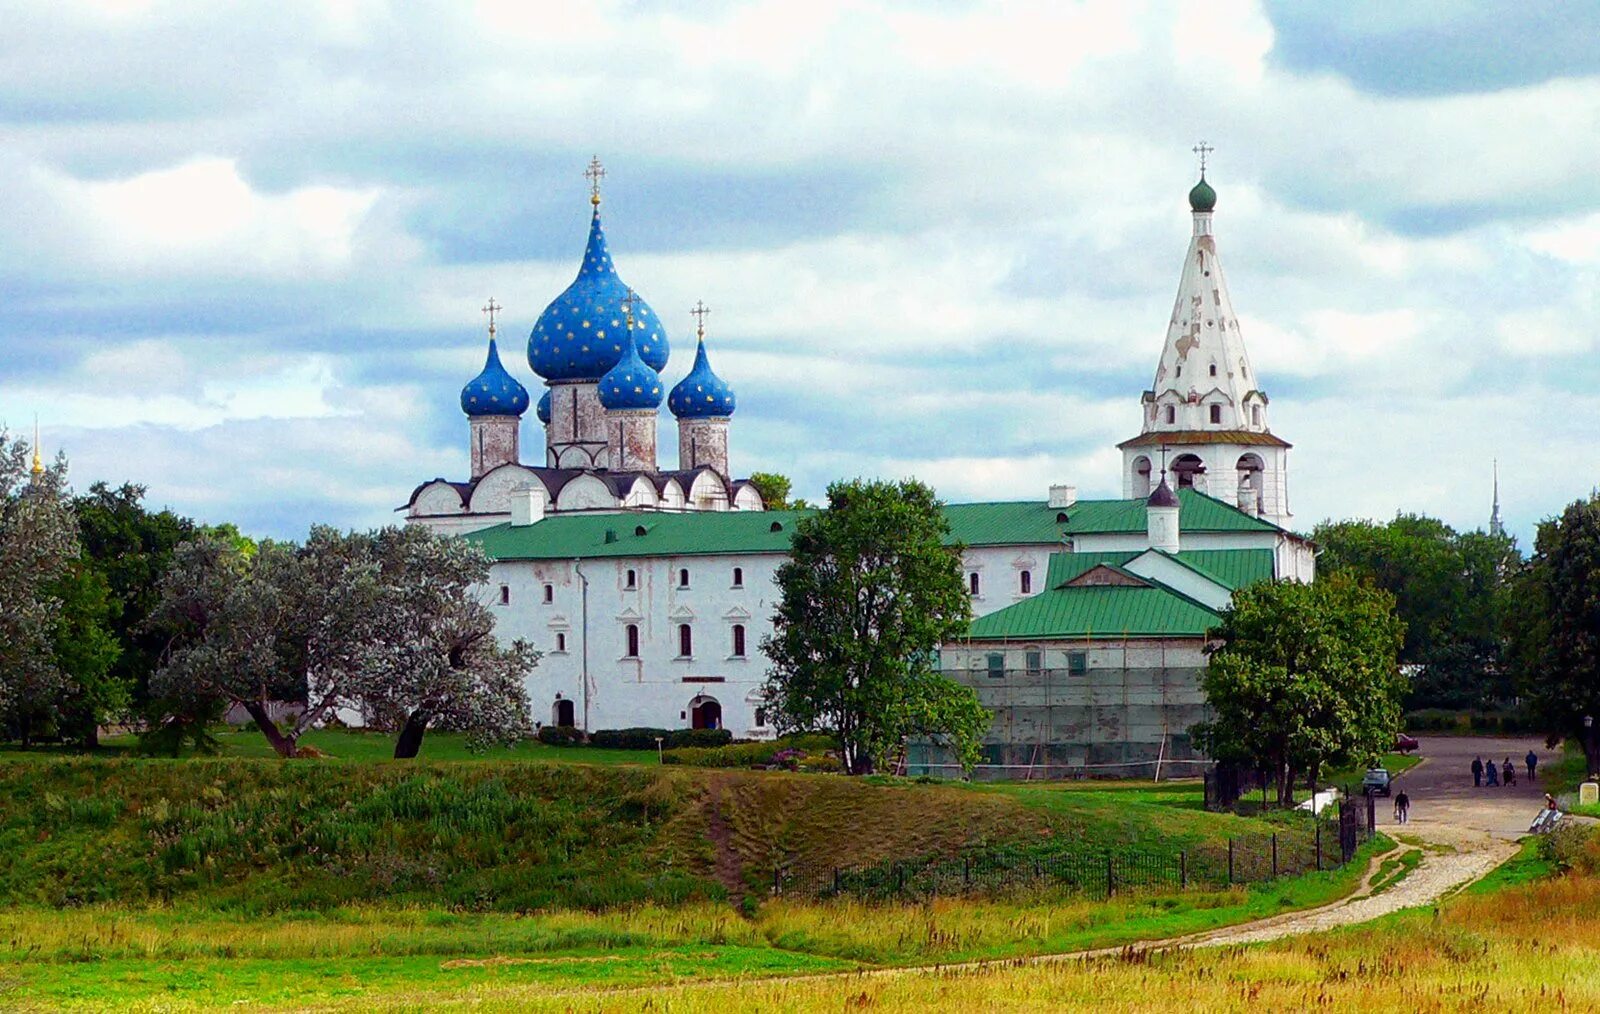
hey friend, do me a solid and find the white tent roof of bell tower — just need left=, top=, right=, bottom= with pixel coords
left=1143, top=178, right=1267, bottom=435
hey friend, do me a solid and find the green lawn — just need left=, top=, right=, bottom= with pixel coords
left=87, top=727, right=659, bottom=765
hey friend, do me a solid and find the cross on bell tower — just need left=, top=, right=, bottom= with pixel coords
left=1192, top=140, right=1214, bottom=177
left=690, top=300, right=710, bottom=339
left=482, top=297, right=501, bottom=339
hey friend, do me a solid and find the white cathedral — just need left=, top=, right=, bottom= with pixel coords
left=403, top=160, right=1314, bottom=768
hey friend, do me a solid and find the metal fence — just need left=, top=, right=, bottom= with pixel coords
left=769, top=796, right=1374, bottom=902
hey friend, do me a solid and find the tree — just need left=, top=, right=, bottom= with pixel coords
left=748, top=472, right=794, bottom=511
left=1512, top=495, right=1600, bottom=775
left=1192, top=574, right=1406, bottom=805
left=0, top=428, right=81, bottom=743
left=45, top=562, right=124, bottom=748
left=150, top=526, right=534, bottom=758
left=1314, top=514, right=1516, bottom=709
left=73, top=482, right=196, bottom=716
left=761, top=478, right=988, bottom=774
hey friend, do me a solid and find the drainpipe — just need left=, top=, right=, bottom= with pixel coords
left=574, top=558, right=590, bottom=731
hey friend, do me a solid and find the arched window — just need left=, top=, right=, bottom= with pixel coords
left=553, top=697, right=575, bottom=728
left=732, top=567, right=744, bottom=587
left=1209, top=404, right=1222, bottom=424
left=625, top=568, right=637, bottom=589
left=1132, top=456, right=1153, bottom=498
left=1252, top=404, right=1261, bottom=426
left=969, top=572, right=980, bottom=596
left=556, top=632, right=567, bottom=652
left=690, top=695, right=721, bottom=730
left=1172, top=453, right=1205, bottom=489
left=1209, top=363, right=1217, bottom=377
left=1019, top=570, right=1032, bottom=594
left=1164, top=405, right=1175, bottom=424
left=731, top=624, right=746, bottom=657
left=1236, top=453, right=1266, bottom=514
left=678, top=568, right=690, bottom=588
left=678, top=624, right=693, bottom=658
left=625, top=624, right=640, bottom=658
left=543, top=583, right=554, bottom=603
left=499, top=585, right=510, bottom=605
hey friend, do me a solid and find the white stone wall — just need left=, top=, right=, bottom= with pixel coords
left=546, top=382, right=610, bottom=469
left=1120, top=442, right=1291, bottom=529
left=469, top=416, right=521, bottom=478
left=605, top=409, right=658, bottom=473
left=678, top=417, right=729, bottom=475
left=487, top=542, right=1052, bottom=735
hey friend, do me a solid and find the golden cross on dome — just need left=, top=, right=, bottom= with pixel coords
left=585, top=155, right=607, bottom=206
left=1192, top=141, right=1214, bottom=175
left=690, top=300, right=710, bottom=338
left=482, top=298, right=501, bottom=338
left=621, top=289, right=641, bottom=330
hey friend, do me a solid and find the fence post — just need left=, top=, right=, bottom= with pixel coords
left=1315, top=817, right=1323, bottom=871
left=1106, top=854, right=1115, bottom=898
left=833, top=867, right=840, bottom=894
left=1180, top=850, right=1187, bottom=890
left=1271, top=833, right=1278, bottom=878
left=1227, top=838, right=1234, bottom=884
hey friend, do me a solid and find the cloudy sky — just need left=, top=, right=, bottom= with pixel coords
left=4, top=0, right=1598, bottom=544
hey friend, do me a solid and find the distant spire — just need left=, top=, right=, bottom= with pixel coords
left=1490, top=459, right=1506, bottom=538
left=29, top=416, right=43, bottom=477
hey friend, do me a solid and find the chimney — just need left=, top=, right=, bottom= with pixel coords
left=510, top=487, right=547, bottom=527
left=1048, top=484, right=1077, bottom=509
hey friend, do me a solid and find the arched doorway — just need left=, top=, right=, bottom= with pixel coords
left=690, top=695, right=722, bottom=730
left=1131, top=456, right=1152, bottom=498
left=1172, top=453, right=1205, bottom=490
left=1236, top=454, right=1265, bottom=514
left=553, top=697, right=575, bottom=728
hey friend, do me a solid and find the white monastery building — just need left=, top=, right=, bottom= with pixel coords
left=404, top=161, right=1314, bottom=772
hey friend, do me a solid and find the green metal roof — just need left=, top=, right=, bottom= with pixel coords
left=1172, top=548, right=1275, bottom=590
left=466, top=491, right=1278, bottom=562
left=967, top=585, right=1221, bottom=641
left=1044, top=552, right=1138, bottom=586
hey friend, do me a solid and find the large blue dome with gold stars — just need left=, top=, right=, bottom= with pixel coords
left=598, top=330, right=663, bottom=411
left=460, top=338, right=530, bottom=417
left=668, top=338, right=736, bottom=419
left=528, top=208, right=669, bottom=381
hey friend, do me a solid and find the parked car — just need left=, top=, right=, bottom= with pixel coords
left=1394, top=733, right=1419, bottom=754
left=1363, top=768, right=1393, bottom=797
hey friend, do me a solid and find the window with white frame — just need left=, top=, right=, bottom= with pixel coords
left=625, top=624, right=640, bottom=658
left=677, top=623, right=693, bottom=658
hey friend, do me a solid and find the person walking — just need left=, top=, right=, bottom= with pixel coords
left=1472, top=756, right=1484, bottom=787
left=1527, top=750, right=1539, bottom=781
left=1394, top=789, right=1410, bottom=824
left=1503, top=758, right=1517, bottom=787
left=1486, top=759, right=1499, bottom=786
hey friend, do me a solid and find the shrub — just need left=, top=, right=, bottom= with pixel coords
left=536, top=726, right=588, bottom=746
left=662, top=733, right=838, bottom=769
left=1540, top=822, right=1600, bottom=873
left=587, top=728, right=734, bottom=750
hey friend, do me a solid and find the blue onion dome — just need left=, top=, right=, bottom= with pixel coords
left=668, top=337, right=736, bottom=419
left=528, top=208, right=670, bottom=381
left=1189, top=175, right=1217, bottom=213
left=597, top=329, right=663, bottom=410
left=535, top=388, right=551, bottom=425
left=460, top=338, right=530, bottom=417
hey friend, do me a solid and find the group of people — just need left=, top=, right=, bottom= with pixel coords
left=1471, top=751, right=1537, bottom=788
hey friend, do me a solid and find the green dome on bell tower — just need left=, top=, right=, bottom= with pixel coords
left=1189, top=175, right=1217, bottom=212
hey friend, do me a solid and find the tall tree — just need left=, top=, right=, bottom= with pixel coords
left=1512, top=495, right=1600, bottom=775
left=45, top=562, right=124, bottom=748
left=747, top=472, right=794, bottom=511
left=0, top=429, right=81, bottom=743
left=73, top=482, right=196, bottom=714
left=761, top=478, right=989, bottom=775
left=150, top=526, right=534, bottom=758
left=1314, top=514, right=1516, bottom=708
left=1193, top=574, right=1406, bottom=804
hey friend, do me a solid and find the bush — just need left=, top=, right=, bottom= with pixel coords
left=587, top=728, right=733, bottom=750
left=1540, top=822, right=1600, bottom=873
left=662, top=733, right=838, bottom=769
left=1403, top=708, right=1539, bottom=735
left=536, top=726, right=588, bottom=746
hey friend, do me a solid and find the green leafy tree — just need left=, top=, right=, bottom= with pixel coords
left=73, top=482, right=196, bottom=715
left=761, top=478, right=988, bottom=774
left=747, top=472, right=794, bottom=511
left=45, top=562, right=125, bottom=748
left=1314, top=514, right=1516, bottom=708
left=1512, top=495, right=1600, bottom=775
left=1193, top=573, right=1406, bottom=804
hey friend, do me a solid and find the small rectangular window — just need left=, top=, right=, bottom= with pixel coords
left=678, top=568, right=690, bottom=588
left=969, top=572, right=980, bottom=597
left=1025, top=650, right=1042, bottom=676
left=556, top=632, right=567, bottom=652
left=678, top=623, right=693, bottom=658
left=1068, top=652, right=1088, bottom=676
left=1019, top=570, right=1031, bottom=595
left=626, top=569, right=637, bottom=589
left=755, top=707, right=768, bottom=728
left=1252, top=404, right=1261, bottom=426
left=543, top=584, right=554, bottom=603
left=1209, top=363, right=1217, bottom=376
left=499, top=585, right=510, bottom=605
left=732, top=624, right=746, bottom=658
left=1209, top=404, right=1222, bottom=424
left=732, top=567, right=744, bottom=587
left=986, top=653, right=1005, bottom=679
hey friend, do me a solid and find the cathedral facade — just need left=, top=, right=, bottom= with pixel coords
left=401, top=163, right=1313, bottom=765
